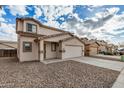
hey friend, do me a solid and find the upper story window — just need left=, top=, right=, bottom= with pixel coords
left=26, top=23, right=37, bottom=32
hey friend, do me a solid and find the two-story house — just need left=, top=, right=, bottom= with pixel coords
left=16, top=17, right=85, bottom=62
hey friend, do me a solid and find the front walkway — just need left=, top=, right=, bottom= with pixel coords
left=41, top=58, right=70, bottom=64
left=72, top=57, right=124, bottom=71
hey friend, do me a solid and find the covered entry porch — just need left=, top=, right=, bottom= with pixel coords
left=44, top=41, right=62, bottom=60
left=39, top=39, right=64, bottom=61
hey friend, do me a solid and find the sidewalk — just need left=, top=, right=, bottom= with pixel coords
left=112, top=68, right=124, bottom=88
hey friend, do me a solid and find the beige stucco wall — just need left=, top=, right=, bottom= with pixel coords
left=17, top=20, right=23, bottom=31
left=44, top=42, right=57, bottom=59
left=62, top=38, right=85, bottom=59
left=19, top=36, right=39, bottom=62
left=38, top=27, right=61, bottom=35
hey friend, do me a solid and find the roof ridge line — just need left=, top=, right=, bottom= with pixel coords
left=41, top=32, right=70, bottom=40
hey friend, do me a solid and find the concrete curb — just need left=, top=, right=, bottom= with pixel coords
left=112, top=67, right=124, bottom=88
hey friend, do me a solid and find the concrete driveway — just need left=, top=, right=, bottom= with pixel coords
left=72, top=56, right=124, bottom=71
left=91, top=54, right=121, bottom=61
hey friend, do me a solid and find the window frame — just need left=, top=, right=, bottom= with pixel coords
left=23, top=42, right=32, bottom=52
left=26, top=23, right=37, bottom=32
left=51, top=42, right=56, bottom=52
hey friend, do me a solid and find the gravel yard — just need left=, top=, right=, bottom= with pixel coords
left=0, top=60, right=119, bottom=88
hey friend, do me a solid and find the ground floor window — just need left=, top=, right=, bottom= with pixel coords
left=23, top=42, right=32, bottom=52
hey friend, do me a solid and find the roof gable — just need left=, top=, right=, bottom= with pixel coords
left=16, top=17, right=69, bottom=33
left=61, top=36, right=85, bottom=45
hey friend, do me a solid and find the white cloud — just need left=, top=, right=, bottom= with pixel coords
left=35, top=5, right=74, bottom=28
left=0, top=5, right=123, bottom=44
left=1, top=5, right=27, bottom=39
left=0, top=8, right=6, bottom=22
left=107, top=7, right=120, bottom=15
left=0, top=8, right=6, bottom=16
left=87, top=5, right=104, bottom=12
left=0, top=17, right=5, bottom=22
left=33, top=6, right=43, bottom=18
left=59, top=17, right=65, bottom=21
left=60, top=7, right=122, bottom=44
left=0, top=22, right=17, bottom=41
left=8, top=5, right=28, bottom=16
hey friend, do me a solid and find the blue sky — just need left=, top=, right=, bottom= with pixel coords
left=0, top=5, right=124, bottom=45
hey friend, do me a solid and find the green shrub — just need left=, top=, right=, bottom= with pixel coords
left=104, top=52, right=113, bottom=55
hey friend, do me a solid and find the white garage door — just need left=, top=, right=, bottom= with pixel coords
left=64, top=45, right=82, bottom=59
left=90, top=47, right=97, bottom=56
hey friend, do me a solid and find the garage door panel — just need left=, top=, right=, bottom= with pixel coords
left=64, top=45, right=82, bottom=59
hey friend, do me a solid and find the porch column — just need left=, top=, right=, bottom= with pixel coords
left=39, top=40, right=44, bottom=62
left=61, top=42, right=65, bottom=59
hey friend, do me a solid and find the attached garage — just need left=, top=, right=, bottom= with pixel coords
left=61, top=37, right=85, bottom=59
left=64, top=45, right=82, bottom=59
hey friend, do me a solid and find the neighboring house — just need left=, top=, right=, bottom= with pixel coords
left=97, top=40, right=107, bottom=53
left=81, top=38, right=99, bottom=56
left=0, top=40, right=17, bottom=57
left=16, top=17, right=85, bottom=62
left=119, top=43, right=124, bottom=49
left=107, top=44, right=114, bottom=53
left=107, top=44, right=118, bottom=53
